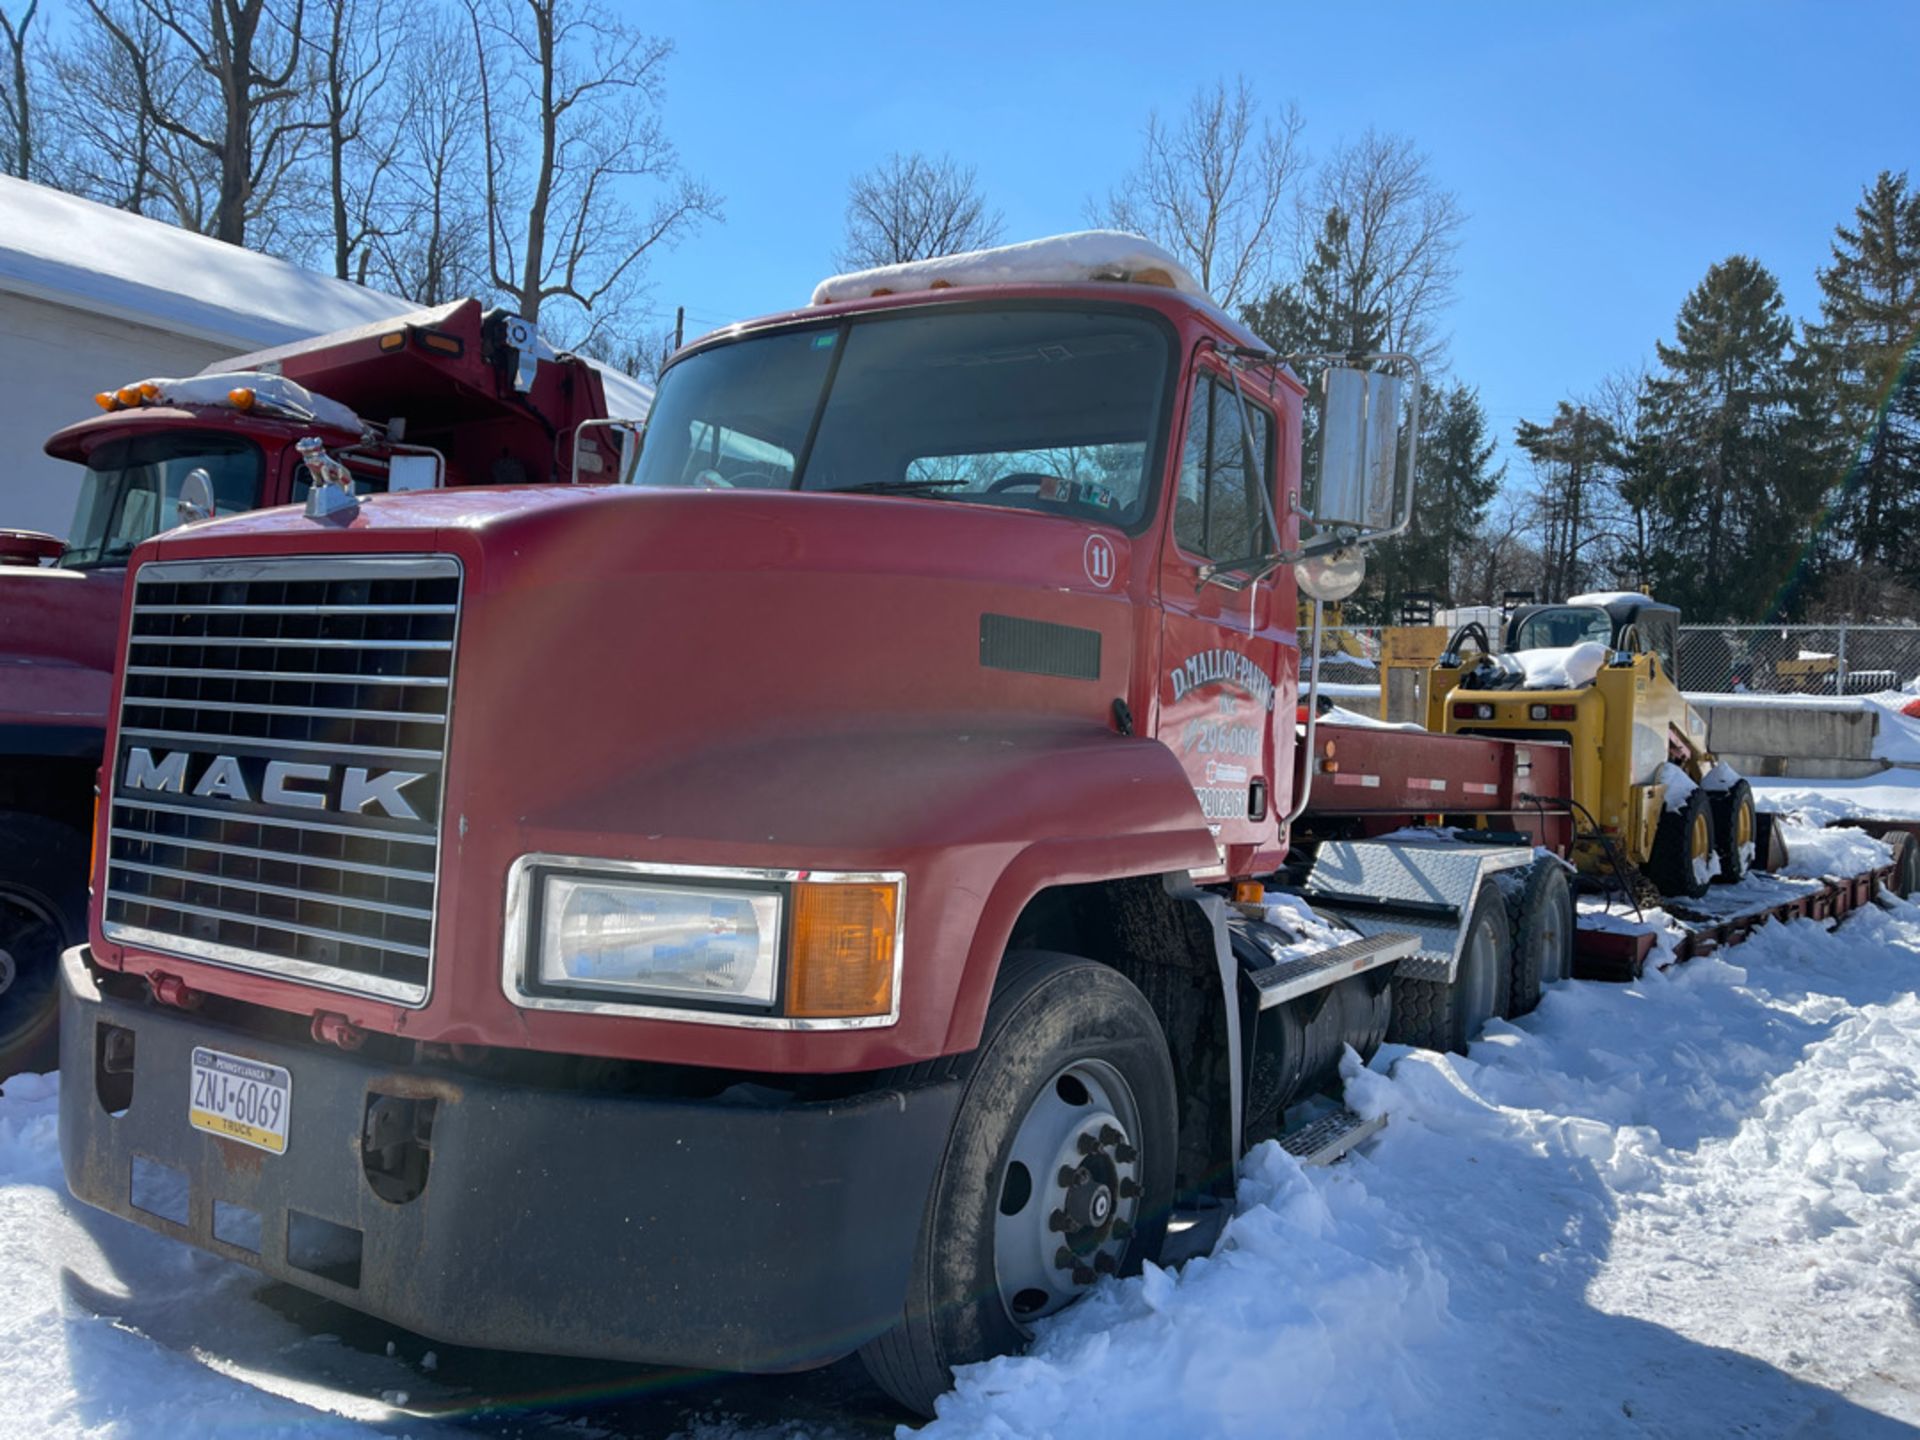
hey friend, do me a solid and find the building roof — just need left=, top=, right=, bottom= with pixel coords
left=0, top=175, right=417, bottom=350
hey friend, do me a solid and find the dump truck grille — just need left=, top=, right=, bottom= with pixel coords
left=102, top=556, right=461, bottom=1006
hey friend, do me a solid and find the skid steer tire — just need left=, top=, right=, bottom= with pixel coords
left=1501, top=858, right=1574, bottom=1018
left=1708, top=778, right=1757, bottom=886
left=1647, top=784, right=1715, bottom=900
left=858, top=951, right=1177, bottom=1419
left=1387, top=886, right=1512, bottom=1055
left=1883, top=832, right=1920, bottom=902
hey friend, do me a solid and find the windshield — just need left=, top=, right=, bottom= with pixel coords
left=627, top=307, right=1172, bottom=525
left=62, top=433, right=264, bottom=569
left=1512, top=606, right=1613, bottom=651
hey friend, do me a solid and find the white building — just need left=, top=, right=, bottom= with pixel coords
left=0, top=177, right=652, bottom=539
left=0, top=176, right=424, bottom=538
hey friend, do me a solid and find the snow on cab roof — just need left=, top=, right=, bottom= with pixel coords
left=811, top=230, right=1211, bottom=309
left=0, top=175, right=416, bottom=351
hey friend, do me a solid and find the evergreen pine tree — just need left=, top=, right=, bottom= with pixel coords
left=1806, top=170, right=1920, bottom=593
left=1634, top=256, right=1812, bottom=619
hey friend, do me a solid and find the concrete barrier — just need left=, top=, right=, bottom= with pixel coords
left=1689, top=695, right=1887, bottom=779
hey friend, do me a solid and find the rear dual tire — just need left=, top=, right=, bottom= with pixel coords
left=1387, top=886, right=1513, bottom=1055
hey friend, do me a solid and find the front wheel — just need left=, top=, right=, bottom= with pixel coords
left=1708, top=777, right=1757, bottom=885
left=859, top=951, right=1177, bottom=1417
left=0, top=813, right=88, bottom=1078
left=1648, top=783, right=1716, bottom=899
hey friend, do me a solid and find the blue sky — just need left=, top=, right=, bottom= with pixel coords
left=638, top=0, right=1919, bottom=475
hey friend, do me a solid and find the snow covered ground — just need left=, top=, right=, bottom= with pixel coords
left=8, top=781, right=1920, bottom=1437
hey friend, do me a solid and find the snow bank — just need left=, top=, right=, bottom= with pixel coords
left=1753, top=772, right=1920, bottom=826
left=926, top=900, right=1920, bottom=1436
left=810, top=231, right=1209, bottom=308
left=1511, top=640, right=1610, bottom=690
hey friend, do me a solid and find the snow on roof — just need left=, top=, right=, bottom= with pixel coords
left=810, top=230, right=1210, bottom=309
left=0, top=175, right=415, bottom=351
left=1565, top=591, right=1652, bottom=607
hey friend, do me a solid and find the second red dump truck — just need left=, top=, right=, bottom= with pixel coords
left=50, top=233, right=1910, bottom=1416
left=0, top=301, right=647, bottom=1072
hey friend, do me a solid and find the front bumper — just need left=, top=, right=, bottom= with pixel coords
left=58, top=947, right=959, bottom=1372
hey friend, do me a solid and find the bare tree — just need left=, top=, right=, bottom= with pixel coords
left=1093, top=77, right=1305, bottom=309
left=1295, top=130, right=1464, bottom=365
left=467, top=0, right=720, bottom=344
left=45, top=7, right=210, bottom=220
left=311, top=0, right=406, bottom=283
left=366, top=26, right=487, bottom=304
left=83, top=0, right=321, bottom=246
left=837, top=151, right=1002, bottom=269
left=1, top=1, right=37, bottom=179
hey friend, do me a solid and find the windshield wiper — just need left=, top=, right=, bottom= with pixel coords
left=827, top=478, right=970, bottom=495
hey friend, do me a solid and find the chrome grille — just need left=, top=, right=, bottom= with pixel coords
left=103, top=556, right=460, bottom=1006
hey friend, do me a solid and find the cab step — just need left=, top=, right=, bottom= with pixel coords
left=1280, top=1106, right=1386, bottom=1167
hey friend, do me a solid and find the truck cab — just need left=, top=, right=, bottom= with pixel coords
left=59, top=234, right=1494, bottom=1417
left=0, top=301, right=644, bottom=1072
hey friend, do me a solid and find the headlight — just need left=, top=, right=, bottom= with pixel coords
left=538, top=877, right=781, bottom=1006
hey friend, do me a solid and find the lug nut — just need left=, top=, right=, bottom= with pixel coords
left=1094, top=1252, right=1117, bottom=1275
left=1057, top=1165, right=1081, bottom=1188
left=1118, top=1178, right=1140, bottom=1199
left=1048, top=1209, right=1071, bottom=1233
left=1098, top=1125, right=1123, bottom=1146
left=1071, top=1264, right=1096, bottom=1285
left=1076, top=1132, right=1100, bottom=1156
left=1055, top=1246, right=1077, bottom=1271
left=1115, top=1143, right=1138, bottom=1164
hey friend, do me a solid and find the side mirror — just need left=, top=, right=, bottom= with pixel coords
left=1313, top=368, right=1405, bottom=535
left=571, top=417, right=645, bottom=483
left=175, top=468, right=216, bottom=526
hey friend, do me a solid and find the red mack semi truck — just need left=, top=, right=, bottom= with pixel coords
left=52, top=233, right=1906, bottom=1416
left=0, top=301, right=645, bottom=1072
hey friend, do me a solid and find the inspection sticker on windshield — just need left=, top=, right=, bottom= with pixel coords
left=189, top=1047, right=291, bottom=1155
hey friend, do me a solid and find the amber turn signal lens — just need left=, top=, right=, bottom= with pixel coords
left=787, top=881, right=899, bottom=1019
left=93, top=391, right=118, bottom=411
left=115, top=384, right=143, bottom=406
left=227, top=386, right=256, bottom=411
left=1232, top=880, right=1264, bottom=905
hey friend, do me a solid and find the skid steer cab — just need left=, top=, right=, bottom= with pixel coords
left=1424, top=591, right=1757, bottom=899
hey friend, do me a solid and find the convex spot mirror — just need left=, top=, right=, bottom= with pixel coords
left=175, top=468, right=215, bottom=526
left=1297, top=546, right=1366, bottom=602
left=1314, top=368, right=1406, bottom=535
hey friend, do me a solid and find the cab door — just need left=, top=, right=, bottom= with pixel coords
left=1153, top=365, right=1288, bottom=871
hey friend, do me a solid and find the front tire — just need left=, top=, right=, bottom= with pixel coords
left=1647, top=783, right=1716, bottom=900
left=0, top=814, right=87, bottom=1078
left=859, top=951, right=1177, bottom=1418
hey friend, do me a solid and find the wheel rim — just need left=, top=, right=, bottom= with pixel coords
left=1539, top=886, right=1571, bottom=985
left=993, top=1058, right=1143, bottom=1330
left=1690, top=810, right=1713, bottom=887
left=1462, top=907, right=1501, bottom=1035
left=0, top=887, right=62, bottom=1062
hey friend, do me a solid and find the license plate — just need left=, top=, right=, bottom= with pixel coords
left=188, top=1047, right=291, bottom=1155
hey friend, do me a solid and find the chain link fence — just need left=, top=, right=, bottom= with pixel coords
left=1304, top=620, right=1920, bottom=699
left=1676, top=624, right=1920, bottom=697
